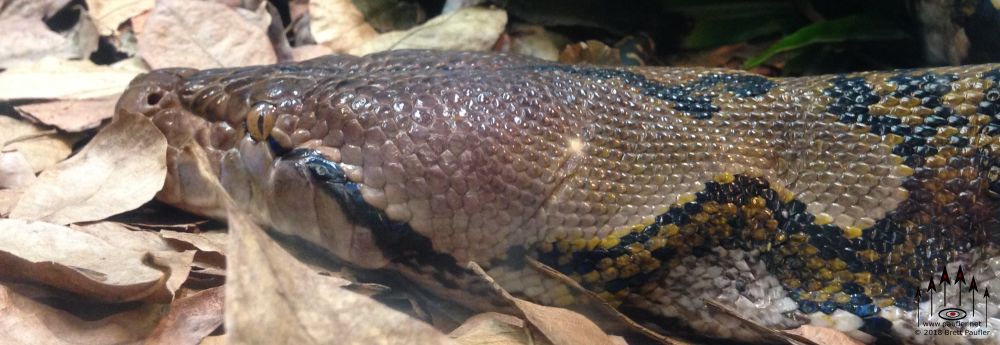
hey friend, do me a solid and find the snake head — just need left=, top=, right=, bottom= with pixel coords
left=115, top=61, right=409, bottom=269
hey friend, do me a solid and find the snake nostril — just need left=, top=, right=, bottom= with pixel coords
left=146, top=92, right=163, bottom=106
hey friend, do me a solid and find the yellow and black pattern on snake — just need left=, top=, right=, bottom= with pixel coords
left=114, top=50, right=1000, bottom=344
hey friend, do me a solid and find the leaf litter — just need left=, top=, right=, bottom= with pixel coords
left=0, top=0, right=868, bottom=344
left=10, top=110, right=168, bottom=225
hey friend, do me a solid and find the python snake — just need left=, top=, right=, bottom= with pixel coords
left=115, top=50, right=1000, bottom=344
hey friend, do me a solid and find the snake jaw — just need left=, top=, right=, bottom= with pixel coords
left=259, top=149, right=391, bottom=269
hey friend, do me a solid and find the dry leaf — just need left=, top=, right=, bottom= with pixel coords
left=0, top=0, right=96, bottom=67
left=0, top=150, right=36, bottom=189
left=10, top=110, right=168, bottom=225
left=559, top=40, right=620, bottom=65
left=0, top=188, right=23, bottom=217
left=783, top=325, right=864, bottom=345
left=510, top=299, right=615, bottom=345
left=225, top=211, right=456, bottom=345
left=160, top=230, right=227, bottom=256
left=0, top=115, right=76, bottom=173
left=524, top=258, right=683, bottom=345
left=16, top=94, right=120, bottom=132
left=137, top=0, right=276, bottom=69
left=288, top=0, right=314, bottom=45
left=0, top=219, right=194, bottom=302
left=0, top=57, right=145, bottom=100
left=449, top=312, right=538, bottom=345
left=0, top=19, right=72, bottom=68
left=145, top=286, right=224, bottom=345
left=350, top=7, right=507, bottom=56
left=507, top=25, right=566, bottom=62
left=0, top=0, right=72, bottom=19
left=310, top=0, right=378, bottom=53
left=67, top=7, right=101, bottom=60
left=292, top=44, right=334, bottom=62
left=0, top=283, right=165, bottom=344
left=86, top=0, right=154, bottom=35
left=70, top=221, right=197, bottom=299
left=467, top=263, right=617, bottom=345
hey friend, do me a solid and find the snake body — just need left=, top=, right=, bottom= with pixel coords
left=115, top=50, right=1000, bottom=344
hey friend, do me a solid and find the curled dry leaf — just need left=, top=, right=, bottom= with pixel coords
left=0, top=150, right=36, bottom=189
left=159, top=230, right=227, bottom=256
left=0, top=283, right=165, bottom=344
left=466, top=263, right=617, bottom=345
left=506, top=26, right=566, bottom=62
left=0, top=219, right=194, bottom=303
left=351, top=7, right=507, bottom=56
left=783, top=325, right=864, bottom=345
left=225, top=211, right=456, bottom=345
left=145, top=286, right=224, bottom=345
left=0, top=115, right=76, bottom=173
left=16, top=94, right=120, bottom=132
left=0, top=57, right=145, bottom=100
left=85, top=0, right=154, bottom=35
left=310, top=0, right=378, bottom=53
left=509, top=298, right=616, bottom=345
left=10, top=110, right=168, bottom=225
left=449, top=312, right=538, bottom=345
left=137, top=0, right=276, bottom=69
left=71, top=221, right=196, bottom=298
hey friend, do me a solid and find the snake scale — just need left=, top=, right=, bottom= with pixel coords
left=115, top=50, right=1000, bottom=344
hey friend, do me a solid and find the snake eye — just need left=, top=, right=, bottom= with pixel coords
left=246, top=102, right=277, bottom=142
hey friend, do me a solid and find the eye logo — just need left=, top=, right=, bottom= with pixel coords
left=938, top=308, right=967, bottom=321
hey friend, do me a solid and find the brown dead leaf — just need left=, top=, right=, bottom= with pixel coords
left=10, top=111, right=168, bottom=225
left=0, top=150, right=36, bottom=189
left=0, top=115, right=76, bottom=173
left=160, top=230, right=227, bottom=256
left=0, top=0, right=97, bottom=67
left=0, top=219, right=194, bottom=303
left=559, top=40, right=620, bottom=65
left=525, top=258, right=684, bottom=345
left=16, top=94, right=120, bottom=132
left=351, top=7, right=507, bottom=56
left=226, top=211, right=456, bottom=345
left=0, top=188, right=23, bottom=217
left=783, top=325, right=864, bottom=345
left=0, top=0, right=72, bottom=20
left=506, top=25, right=566, bottom=62
left=262, top=2, right=293, bottom=62
left=0, top=19, right=73, bottom=68
left=310, top=0, right=378, bottom=53
left=449, top=312, right=540, bottom=345
left=0, top=57, right=145, bottom=100
left=145, top=286, right=224, bottom=345
left=510, top=299, right=616, bottom=345
left=466, top=263, right=616, bottom=345
left=86, top=0, right=154, bottom=35
left=70, top=221, right=196, bottom=299
left=0, top=283, right=165, bottom=344
left=292, top=44, right=334, bottom=62
left=137, top=0, right=276, bottom=69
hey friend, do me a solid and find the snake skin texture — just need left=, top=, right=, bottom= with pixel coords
left=115, top=50, right=1000, bottom=344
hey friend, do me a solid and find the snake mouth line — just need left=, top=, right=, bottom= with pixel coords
left=292, top=149, right=468, bottom=278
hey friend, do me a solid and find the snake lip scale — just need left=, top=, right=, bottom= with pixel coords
left=115, top=50, right=1000, bottom=344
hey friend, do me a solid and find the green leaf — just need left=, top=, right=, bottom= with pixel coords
left=682, top=13, right=801, bottom=50
left=744, top=13, right=908, bottom=68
